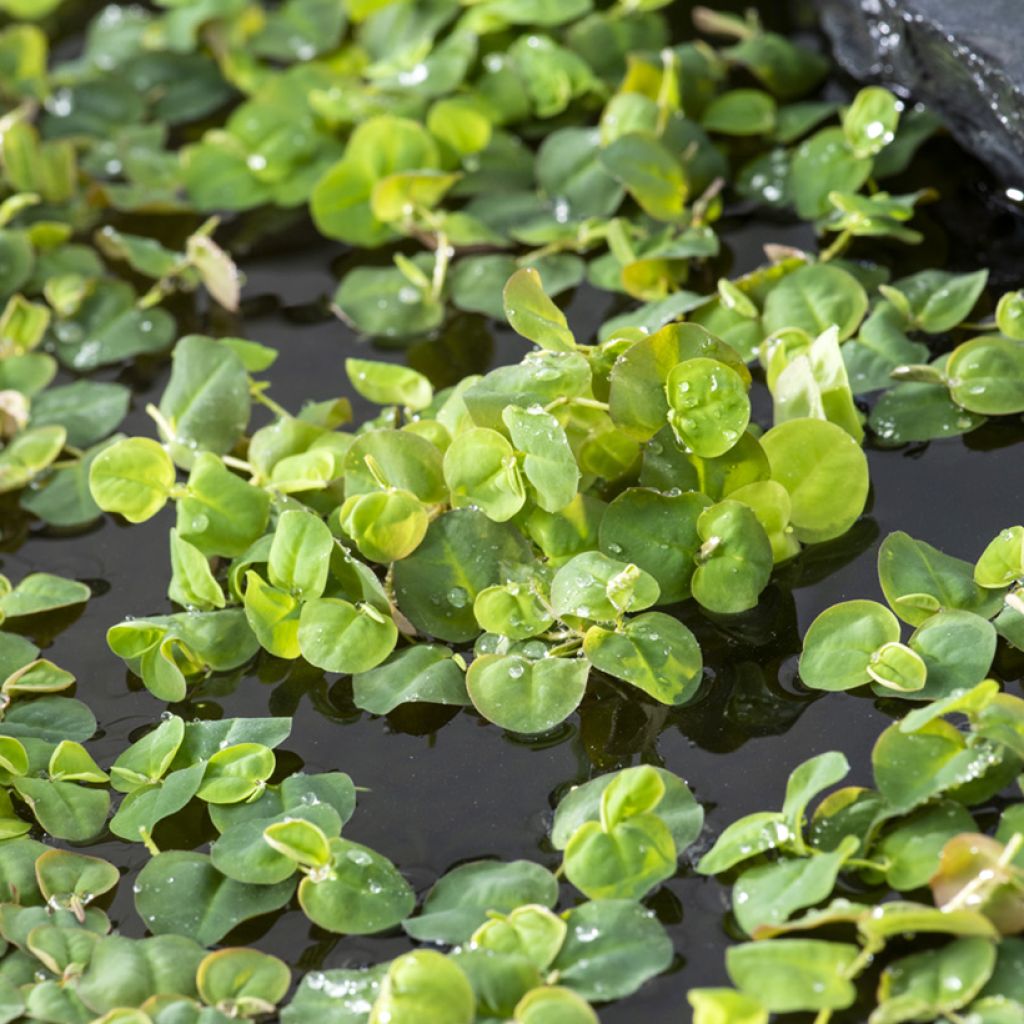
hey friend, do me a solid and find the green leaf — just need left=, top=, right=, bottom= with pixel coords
left=470, top=907, right=565, bottom=974
left=169, top=529, right=225, bottom=611
left=197, top=742, right=275, bottom=804
left=733, top=838, right=857, bottom=936
left=763, top=264, right=868, bottom=341
left=311, top=116, right=440, bottom=246
left=473, top=581, right=553, bottom=640
left=466, top=654, right=589, bottom=732
left=2, top=659, right=73, bottom=702
left=600, top=132, right=686, bottom=221
left=76, top=935, right=204, bottom=1015
left=35, top=849, right=118, bottom=910
left=698, top=812, right=790, bottom=875
left=599, top=487, right=709, bottom=602
left=609, top=323, right=748, bottom=441
left=702, top=89, right=777, bottom=135
left=551, top=899, right=672, bottom=1001
left=282, top=965, right=388, bottom=1024
left=21, top=437, right=111, bottom=528
left=842, top=86, right=900, bottom=158
left=873, top=719, right=1005, bottom=813
left=904, top=610, right=997, bottom=701
left=997, top=290, right=1024, bottom=340
left=514, top=986, right=597, bottom=1024
left=688, top=989, right=768, bottom=1024
left=552, top=766, right=702, bottom=852
left=799, top=599, right=901, bottom=691
left=298, top=598, right=397, bottom=674
left=451, top=253, right=583, bottom=320
left=261, top=818, right=332, bottom=873
left=929, top=834, right=1024, bottom=936
left=691, top=500, right=773, bottom=614
left=874, top=939, right=996, bottom=1024
left=563, top=809, right=675, bottom=900
left=502, top=403, right=579, bottom=512
left=12, top=778, right=108, bottom=841
left=726, top=939, right=860, bottom=1012
left=878, top=531, right=1003, bottom=626
left=443, top=427, right=526, bottom=522
left=947, top=336, right=1024, bottom=415
left=502, top=268, right=575, bottom=352
left=368, top=950, right=474, bottom=1024
left=157, top=335, right=251, bottom=468
left=49, top=739, right=109, bottom=783
left=404, top=859, right=558, bottom=945
left=211, top=804, right=339, bottom=885
left=782, top=750, right=851, bottom=837
left=0, top=424, right=65, bottom=492
left=790, top=127, right=871, bottom=219
left=269, top=509, right=333, bottom=600
left=536, top=126, right=623, bottom=219
left=394, top=509, right=532, bottom=643
left=760, top=417, right=869, bottom=544
left=876, top=801, right=978, bottom=890
left=345, top=359, right=433, bottom=411
left=134, top=851, right=294, bottom=945
left=584, top=611, right=702, bottom=705
left=197, top=949, right=291, bottom=1018
left=344, top=429, right=445, bottom=502
left=109, top=764, right=205, bottom=842
left=886, top=269, right=988, bottom=333
left=427, top=97, right=492, bottom=156
left=665, top=357, right=751, bottom=458
left=333, top=259, right=443, bottom=339
left=352, top=643, right=469, bottom=715
left=298, top=837, right=414, bottom=934
left=0, top=573, right=89, bottom=618
left=178, top=451, right=270, bottom=558
left=29, top=381, right=130, bottom=448
left=976, top=527, right=1024, bottom=588
left=550, top=551, right=659, bottom=621
left=89, top=437, right=176, bottom=523
left=243, top=572, right=301, bottom=660
left=870, top=378, right=985, bottom=445
left=210, top=770, right=354, bottom=834
left=0, top=695, right=95, bottom=743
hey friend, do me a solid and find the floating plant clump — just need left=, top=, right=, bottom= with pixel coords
left=0, top=0, right=1020, bottom=1021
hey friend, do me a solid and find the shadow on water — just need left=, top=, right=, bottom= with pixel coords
left=4, top=4, right=1024, bottom=1018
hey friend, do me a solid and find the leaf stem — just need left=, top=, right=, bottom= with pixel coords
left=221, top=454, right=255, bottom=474
left=139, top=827, right=160, bottom=857
left=145, top=402, right=175, bottom=443
left=819, top=229, right=853, bottom=263
left=431, top=231, right=451, bottom=300
left=250, top=384, right=291, bottom=420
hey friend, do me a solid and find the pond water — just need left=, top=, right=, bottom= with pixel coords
left=5, top=5, right=1024, bottom=1019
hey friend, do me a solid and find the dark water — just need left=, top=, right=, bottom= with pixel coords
left=5, top=6, right=1024, bottom=1018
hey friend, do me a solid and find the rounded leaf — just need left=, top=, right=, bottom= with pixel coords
left=369, top=950, right=474, bottom=1024
left=760, top=418, right=869, bottom=544
left=443, top=427, right=525, bottom=522
left=665, top=357, right=750, bottom=458
left=89, top=437, right=175, bottom=523
left=298, top=838, right=415, bottom=935
left=799, top=599, right=901, bottom=691
left=691, top=500, right=773, bottom=614
left=467, top=654, right=589, bottom=733
left=298, top=598, right=397, bottom=674
left=197, top=948, right=290, bottom=1016
left=947, top=336, right=1024, bottom=415
left=583, top=612, right=702, bottom=706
